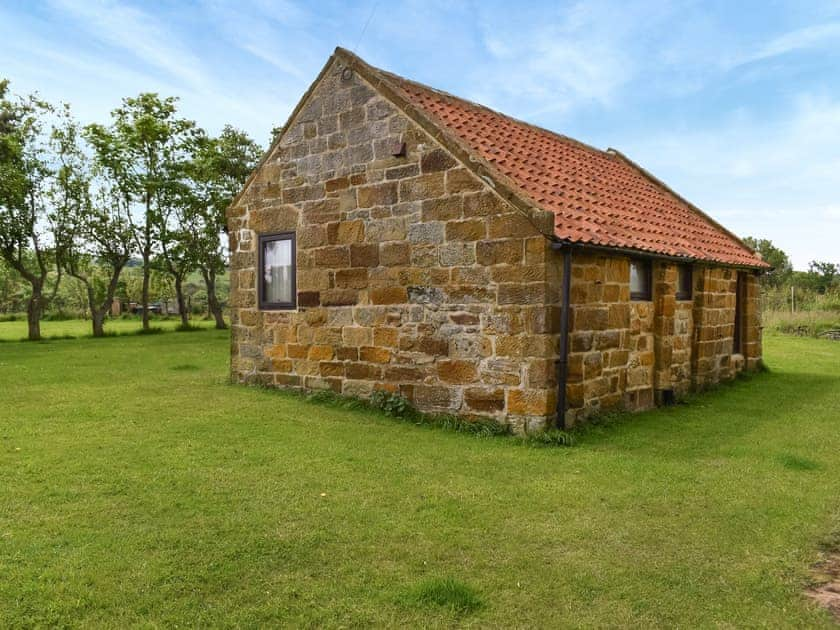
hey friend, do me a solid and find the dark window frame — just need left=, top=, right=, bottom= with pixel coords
left=629, top=258, right=653, bottom=301
left=676, top=264, right=693, bottom=301
left=258, top=231, right=296, bottom=311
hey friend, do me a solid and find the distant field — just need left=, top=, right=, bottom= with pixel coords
left=1, top=332, right=839, bottom=626
left=763, top=309, right=840, bottom=337
left=0, top=317, right=218, bottom=341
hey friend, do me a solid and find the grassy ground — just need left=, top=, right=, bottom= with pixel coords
left=0, top=317, right=218, bottom=341
left=1, top=330, right=839, bottom=627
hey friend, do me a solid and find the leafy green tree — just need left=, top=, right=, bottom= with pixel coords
left=181, top=126, right=261, bottom=329
left=0, top=258, right=27, bottom=313
left=0, top=80, right=62, bottom=340
left=51, top=109, right=133, bottom=336
left=807, top=260, right=839, bottom=294
left=84, top=94, right=196, bottom=331
left=742, top=237, right=793, bottom=287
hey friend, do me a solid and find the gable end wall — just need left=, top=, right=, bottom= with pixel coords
left=227, top=59, right=562, bottom=433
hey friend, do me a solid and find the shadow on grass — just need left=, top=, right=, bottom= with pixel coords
left=399, top=577, right=484, bottom=616
left=568, top=368, right=840, bottom=462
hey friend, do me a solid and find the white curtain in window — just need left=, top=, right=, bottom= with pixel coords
left=264, top=239, right=292, bottom=303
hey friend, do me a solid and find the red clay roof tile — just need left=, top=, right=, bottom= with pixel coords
left=355, top=55, right=767, bottom=269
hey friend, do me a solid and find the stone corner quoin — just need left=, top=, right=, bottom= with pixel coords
left=226, top=57, right=763, bottom=434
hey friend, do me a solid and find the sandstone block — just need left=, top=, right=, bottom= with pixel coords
left=408, top=221, right=445, bottom=244
left=420, top=148, right=456, bottom=173
left=307, top=345, right=334, bottom=361
left=476, top=239, right=523, bottom=265
left=446, top=218, right=486, bottom=241
left=360, top=346, right=391, bottom=363
left=335, top=268, right=369, bottom=289
left=342, top=326, right=373, bottom=347
left=464, top=387, right=505, bottom=412
left=399, top=172, right=445, bottom=201
left=507, top=389, right=555, bottom=416
left=357, top=182, right=398, bottom=208
left=350, top=243, right=379, bottom=267
left=380, top=241, right=411, bottom=266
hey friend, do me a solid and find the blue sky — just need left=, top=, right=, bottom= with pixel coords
left=2, top=0, right=839, bottom=268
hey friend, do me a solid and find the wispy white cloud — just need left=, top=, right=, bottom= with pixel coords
left=738, top=21, right=840, bottom=66
left=471, top=0, right=648, bottom=115
left=47, top=0, right=210, bottom=91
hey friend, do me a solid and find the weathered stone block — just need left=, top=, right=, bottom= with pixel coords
left=350, top=243, right=379, bottom=267
left=357, top=182, right=398, bottom=208
left=507, top=389, right=555, bottom=416
left=408, top=221, right=445, bottom=244
left=464, top=387, right=505, bottom=412
left=370, top=287, right=407, bottom=305
left=380, top=241, right=411, bottom=266
left=476, top=239, right=523, bottom=266
left=446, top=218, right=486, bottom=241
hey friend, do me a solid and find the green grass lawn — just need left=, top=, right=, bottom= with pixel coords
left=0, top=317, right=218, bottom=341
left=1, top=330, right=839, bottom=627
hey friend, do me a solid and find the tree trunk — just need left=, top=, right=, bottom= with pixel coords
left=26, top=289, right=42, bottom=341
left=201, top=269, right=227, bottom=330
left=175, top=275, right=189, bottom=327
left=202, top=268, right=227, bottom=329
left=91, top=309, right=106, bottom=337
left=141, top=247, right=151, bottom=331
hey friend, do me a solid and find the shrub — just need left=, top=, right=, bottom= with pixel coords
left=369, top=390, right=414, bottom=418
left=520, top=428, right=575, bottom=447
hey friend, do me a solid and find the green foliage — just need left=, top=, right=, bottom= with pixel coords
left=0, top=79, right=62, bottom=339
left=807, top=260, right=839, bottom=294
left=519, top=428, right=575, bottom=447
left=430, top=413, right=511, bottom=437
left=400, top=578, right=484, bottom=615
left=369, top=389, right=413, bottom=417
left=743, top=236, right=793, bottom=287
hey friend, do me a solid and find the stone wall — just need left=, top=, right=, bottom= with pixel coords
left=566, top=255, right=762, bottom=425
left=227, top=58, right=562, bottom=433
left=691, top=268, right=762, bottom=387
left=566, top=253, right=655, bottom=425
left=653, top=264, right=693, bottom=399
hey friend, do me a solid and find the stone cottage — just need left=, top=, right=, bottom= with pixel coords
left=227, top=47, right=768, bottom=432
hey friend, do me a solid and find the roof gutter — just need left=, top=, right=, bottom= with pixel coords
left=549, top=240, right=766, bottom=273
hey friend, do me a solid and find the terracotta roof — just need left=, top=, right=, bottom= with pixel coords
left=341, top=49, right=767, bottom=269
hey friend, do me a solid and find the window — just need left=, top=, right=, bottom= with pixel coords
left=258, top=232, right=296, bottom=310
left=676, top=264, right=692, bottom=300
left=629, top=259, right=652, bottom=301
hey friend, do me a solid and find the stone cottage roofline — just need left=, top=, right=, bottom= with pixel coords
left=231, top=47, right=769, bottom=270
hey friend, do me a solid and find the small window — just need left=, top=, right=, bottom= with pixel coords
left=259, top=232, right=296, bottom=310
left=629, top=259, right=652, bottom=301
left=676, top=264, right=692, bottom=300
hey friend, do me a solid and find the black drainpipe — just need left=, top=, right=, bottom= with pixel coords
left=555, top=244, right=573, bottom=429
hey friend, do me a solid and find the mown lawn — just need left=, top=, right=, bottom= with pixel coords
left=0, top=317, right=218, bottom=341
left=1, top=329, right=838, bottom=627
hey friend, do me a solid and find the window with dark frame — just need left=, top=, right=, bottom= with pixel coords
left=629, top=259, right=652, bottom=301
left=258, top=232, right=296, bottom=310
left=676, top=264, right=693, bottom=300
